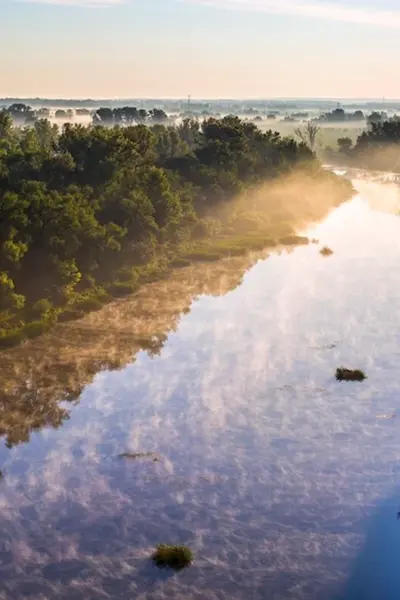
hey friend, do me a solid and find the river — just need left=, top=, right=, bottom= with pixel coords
left=1, top=171, right=400, bottom=599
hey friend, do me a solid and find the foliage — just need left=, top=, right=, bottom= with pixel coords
left=152, top=545, right=193, bottom=570
left=337, top=137, right=353, bottom=153
left=328, top=118, right=400, bottom=172
left=316, top=108, right=365, bottom=123
left=0, top=113, right=352, bottom=345
left=93, top=106, right=168, bottom=126
left=335, top=367, right=367, bottom=382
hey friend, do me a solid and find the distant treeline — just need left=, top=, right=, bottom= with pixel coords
left=0, top=111, right=352, bottom=347
left=330, top=118, right=400, bottom=172
left=1, top=103, right=170, bottom=124
left=314, top=109, right=400, bottom=125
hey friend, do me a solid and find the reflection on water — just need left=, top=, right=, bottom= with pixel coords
left=2, top=177, right=400, bottom=599
left=0, top=252, right=264, bottom=448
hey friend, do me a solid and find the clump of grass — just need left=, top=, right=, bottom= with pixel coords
left=335, top=367, right=367, bottom=382
left=183, top=250, right=222, bottom=262
left=320, top=246, right=334, bottom=257
left=152, top=545, right=193, bottom=570
left=118, top=451, right=160, bottom=461
left=279, top=235, right=309, bottom=246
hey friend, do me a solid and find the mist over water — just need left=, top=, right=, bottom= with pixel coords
left=2, top=173, right=400, bottom=599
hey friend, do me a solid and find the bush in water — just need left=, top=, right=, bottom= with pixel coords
left=336, top=367, right=367, bottom=382
left=152, top=545, right=193, bottom=570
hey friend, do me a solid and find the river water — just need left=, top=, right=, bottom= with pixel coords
left=1, top=172, right=400, bottom=599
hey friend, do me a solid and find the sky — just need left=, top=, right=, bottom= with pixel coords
left=2, top=0, right=400, bottom=99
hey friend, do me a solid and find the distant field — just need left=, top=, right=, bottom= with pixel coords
left=257, top=120, right=365, bottom=152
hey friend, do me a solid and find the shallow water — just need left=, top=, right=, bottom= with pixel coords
left=2, top=175, right=400, bottom=599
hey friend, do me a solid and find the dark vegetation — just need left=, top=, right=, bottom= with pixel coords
left=328, top=118, right=400, bottom=172
left=118, top=452, right=160, bottom=461
left=0, top=110, right=352, bottom=348
left=320, top=246, right=334, bottom=256
left=152, top=545, right=193, bottom=570
left=316, top=108, right=365, bottom=123
left=336, top=367, right=367, bottom=382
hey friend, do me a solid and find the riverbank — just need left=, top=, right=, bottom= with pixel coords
left=0, top=167, right=353, bottom=350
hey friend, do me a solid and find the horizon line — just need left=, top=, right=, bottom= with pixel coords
left=2, top=96, right=400, bottom=102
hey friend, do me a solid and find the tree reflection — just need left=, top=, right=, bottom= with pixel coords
left=0, top=253, right=262, bottom=447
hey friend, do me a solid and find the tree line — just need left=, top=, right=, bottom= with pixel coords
left=334, top=118, right=400, bottom=172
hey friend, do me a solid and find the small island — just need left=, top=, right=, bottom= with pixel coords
left=335, top=367, right=367, bottom=382
left=152, top=545, right=193, bottom=570
left=320, top=246, right=334, bottom=257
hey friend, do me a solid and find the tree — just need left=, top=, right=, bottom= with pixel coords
left=294, top=122, right=320, bottom=151
left=0, top=110, right=13, bottom=139
left=367, top=111, right=387, bottom=125
left=7, top=103, right=35, bottom=124
left=55, top=109, right=69, bottom=120
left=93, top=107, right=114, bottom=125
left=149, top=109, right=168, bottom=124
left=337, top=137, right=353, bottom=153
left=35, top=108, right=50, bottom=118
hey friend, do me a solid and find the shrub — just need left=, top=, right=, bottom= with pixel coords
left=24, top=320, right=49, bottom=339
left=336, top=367, right=367, bottom=382
left=152, top=545, right=193, bottom=570
left=108, top=282, right=136, bottom=297
left=73, top=296, right=105, bottom=312
left=0, top=328, right=25, bottom=349
left=57, top=308, right=85, bottom=322
left=320, top=246, right=334, bottom=256
left=31, top=298, right=53, bottom=317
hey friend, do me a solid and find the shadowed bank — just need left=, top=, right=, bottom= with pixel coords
left=337, top=489, right=400, bottom=600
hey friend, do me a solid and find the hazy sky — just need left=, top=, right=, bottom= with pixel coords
left=2, top=0, right=400, bottom=99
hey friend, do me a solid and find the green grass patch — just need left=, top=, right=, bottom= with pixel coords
left=183, top=250, right=223, bottom=262
left=336, top=367, right=367, bottom=382
left=182, top=233, right=278, bottom=263
left=152, top=545, right=193, bottom=570
left=279, top=235, right=309, bottom=246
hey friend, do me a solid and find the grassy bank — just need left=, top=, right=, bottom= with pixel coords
left=0, top=169, right=353, bottom=350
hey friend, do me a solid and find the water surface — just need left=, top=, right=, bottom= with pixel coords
left=1, top=174, right=400, bottom=599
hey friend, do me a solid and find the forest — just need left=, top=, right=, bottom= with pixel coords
left=0, top=111, right=352, bottom=348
